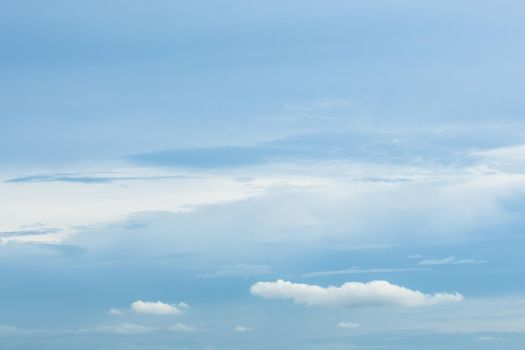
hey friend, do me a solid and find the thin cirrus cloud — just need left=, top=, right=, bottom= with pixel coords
left=418, top=256, right=487, bottom=266
left=250, top=279, right=463, bottom=307
left=131, top=300, right=188, bottom=315
left=198, top=264, right=272, bottom=279
left=301, top=267, right=421, bottom=278
left=4, top=173, right=192, bottom=185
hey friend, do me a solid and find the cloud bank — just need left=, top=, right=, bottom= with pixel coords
left=250, top=279, right=463, bottom=307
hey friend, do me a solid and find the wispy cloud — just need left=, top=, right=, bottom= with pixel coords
left=108, top=308, right=124, bottom=316
left=418, top=256, right=487, bottom=266
left=234, top=325, right=251, bottom=333
left=337, top=321, right=360, bottom=329
left=5, top=173, right=191, bottom=184
left=477, top=336, right=501, bottom=342
left=301, top=267, right=421, bottom=278
left=98, top=323, right=156, bottom=335
left=198, top=264, right=272, bottom=279
left=168, top=322, right=196, bottom=333
left=126, top=130, right=477, bottom=169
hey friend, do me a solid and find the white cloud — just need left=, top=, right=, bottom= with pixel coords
left=108, top=308, right=124, bottom=316
left=131, top=300, right=187, bottom=315
left=418, top=256, right=487, bottom=266
left=234, top=325, right=251, bottom=332
left=250, top=279, right=463, bottom=307
left=337, top=321, right=360, bottom=329
left=99, top=323, right=155, bottom=335
left=168, top=322, right=195, bottom=333
left=0, top=167, right=264, bottom=239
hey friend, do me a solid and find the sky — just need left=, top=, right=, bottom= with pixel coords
left=1, top=1, right=525, bottom=349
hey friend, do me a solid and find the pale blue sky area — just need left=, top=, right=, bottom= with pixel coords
left=1, top=1, right=525, bottom=349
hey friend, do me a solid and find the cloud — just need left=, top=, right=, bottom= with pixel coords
left=5, top=173, right=191, bottom=185
left=108, top=308, right=124, bottom=316
left=131, top=300, right=187, bottom=315
left=337, top=321, right=360, bottom=329
left=0, top=227, right=64, bottom=244
left=301, top=267, right=421, bottom=278
left=99, top=323, right=155, bottom=335
left=5, top=174, right=116, bottom=184
left=0, top=228, right=61, bottom=237
left=168, top=322, right=195, bottom=333
left=418, top=256, right=487, bottom=266
left=406, top=254, right=424, bottom=259
left=199, top=264, right=272, bottom=279
left=127, top=130, right=475, bottom=169
left=234, top=325, right=251, bottom=332
left=250, top=279, right=463, bottom=307
left=477, top=336, right=500, bottom=341
left=473, top=144, right=525, bottom=160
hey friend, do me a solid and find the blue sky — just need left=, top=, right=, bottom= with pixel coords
left=1, top=1, right=525, bottom=349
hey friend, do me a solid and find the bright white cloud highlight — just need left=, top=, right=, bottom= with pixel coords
left=250, top=279, right=463, bottom=307
left=131, top=300, right=187, bottom=315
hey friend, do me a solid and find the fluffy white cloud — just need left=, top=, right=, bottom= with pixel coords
left=250, top=279, right=463, bottom=307
left=337, top=321, right=360, bottom=329
left=168, top=322, right=195, bottom=333
left=131, top=300, right=187, bottom=315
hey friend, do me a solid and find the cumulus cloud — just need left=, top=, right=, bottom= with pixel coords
left=168, top=322, right=195, bottom=333
left=337, top=321, right=360, bottom=329
left=131, top=300, right=187, bottom=315
left=250, top=279, right=463, bottom=307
